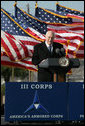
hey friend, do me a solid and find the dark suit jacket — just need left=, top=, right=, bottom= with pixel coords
left=32, top=42, right=65, bottom=82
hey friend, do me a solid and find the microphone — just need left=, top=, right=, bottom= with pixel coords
left=55, top=48, right=60, bottom=54
left=55, top=48, right=66, bottom=57
left=60, top=48, right=66, bottom=56
left=55, top=48, right=61, bottom=56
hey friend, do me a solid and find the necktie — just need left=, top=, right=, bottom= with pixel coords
left=49, top=45, right=51, bottom=52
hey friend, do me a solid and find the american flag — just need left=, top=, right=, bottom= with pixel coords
left=56, top=3, right=84, bottom=58
left=1, top=54, right=38, bottom=72
left=1, top=8, right=45, bottom=42
left=14, top=6, right=71, bottom=52
left=15, top=6, right=83, bottom=58
left=1, top=30, right=32, bottom=61
left=1, top=8, right=41, bottom=71
left=15, top=6, right=47, bottom=34
left=35, top=6, right=72, bottom=24
left=56, top=3, right=84, bottom=22
left=12, top=5, right=84, bottom=59
left=35, top=6, right=84, bottom=58
left=1, top=43, right=37, bottom=71
left=14, top=6, right=67, bottom=45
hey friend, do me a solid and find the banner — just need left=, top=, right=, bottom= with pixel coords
left=68, top=82, right=84, bottom=120
left=5, top=82, right=68, bottom=121
left=5, top=82, right=84, bottom=121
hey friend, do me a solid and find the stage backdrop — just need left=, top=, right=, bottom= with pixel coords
left=5, top=82, right=68, bottom=121
left=5, top=82, right=84, bottom=121
left=68, top=82, right=84, bottom=120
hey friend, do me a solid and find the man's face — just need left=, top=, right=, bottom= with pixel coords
left=46, top=32, right=54, bottom=45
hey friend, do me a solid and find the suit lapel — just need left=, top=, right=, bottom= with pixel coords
left=53, top=43, right=55, bottom=53
left=42, top=42, right=50, bottom=54
left=42, top=42, right=56, bottom=57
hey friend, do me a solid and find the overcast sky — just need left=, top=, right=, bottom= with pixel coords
left=1, top=1, right=84, bottom=16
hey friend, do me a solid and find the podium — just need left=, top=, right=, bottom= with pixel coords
left=39, top=57, right=80, bottom=82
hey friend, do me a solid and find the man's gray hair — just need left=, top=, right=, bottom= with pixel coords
left=46, top=31, right=55, bottom=37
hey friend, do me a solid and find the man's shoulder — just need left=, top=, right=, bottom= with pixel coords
left=53, top=42, right=63, bottom=48
left=34, top=42, right=45, bottom=49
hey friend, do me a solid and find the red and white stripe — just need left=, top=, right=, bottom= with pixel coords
left=1, top=29, right=83, bottom=72
left=1, top=30, right=33, bottom=61
left=1, top=33, right=41, bottom=71
left=76, top=42, right=84, bottom=58
left=47, top=23, right=84, bottom=58
left=26, top=27, right=45, bottom=40
left=67, top=14, right=84, bottom=22
left=24, top=22, right=84, bottom=59
left=1, top=55, right=37, bottom=71
left=1, top=45, right=37, bottom=71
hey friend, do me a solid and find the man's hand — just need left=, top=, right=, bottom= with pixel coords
left=41, top=59, right=47, bottom=63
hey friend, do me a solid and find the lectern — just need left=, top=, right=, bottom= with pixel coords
left=39, top=57, right=80, bottom=82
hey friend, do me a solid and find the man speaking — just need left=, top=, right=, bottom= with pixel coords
left=32, top=31, right=66, bottom=82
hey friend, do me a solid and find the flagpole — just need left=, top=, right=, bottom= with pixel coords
left=29, top=70, right=31, bottom=82
left=11, top=1, right=17, bottom=82
left=56, top=1, right=59, bottom=4
left=35, top=1, right=38, bottom=8
left=26, top=3, right=32, bottom=82
left=14, top=1, right=17, bottom=18
left=26, top=3, right=30, bottom=13
left=27, top=3, right=31, bottom=82
left=56, top=1, right=59, bottom=11
left=12, top=67, right=14, bottom=82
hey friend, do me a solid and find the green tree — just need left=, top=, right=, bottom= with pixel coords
left=1, top=66, right=29, bottom=82
left=1, top=84, right=5, bottom=95
left=1, top=66, right=12, bottom=82
left=14, top=67, right=29, bottom=80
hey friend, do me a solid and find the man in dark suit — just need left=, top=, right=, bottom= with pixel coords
left=32, top=31, right=66, bottom=82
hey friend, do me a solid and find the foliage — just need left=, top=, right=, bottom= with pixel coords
left=1, top=84, right=5, bottom=95
left=1, top=66, right=29, bottom=82
left=1, top=66, right=29, bottom=95
left=14, top=67, right=29, bottom=79
left=1, top=66, right=12, bottom=82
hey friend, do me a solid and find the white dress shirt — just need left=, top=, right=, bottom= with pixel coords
left=45, top=41, right=53, bottom=52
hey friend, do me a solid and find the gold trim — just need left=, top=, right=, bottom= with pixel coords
left=20, top=7, right=44, bottom=23
left=13, top=1, right=17, bottom=7
left=19, top=6, right=84, bottom=25
left=1, top=42, right=32, bottom=62
left=67, top=69, right=72, bottom=75
left=46, top=22, right=84, bottom=26
left=66, top=40, right=70, bottom=56
left=1, top=44, right=10, bottom=59
left=73, top=41, right=83, bottom=57
left=1, top=64, right=38, bottom=72
left=56, top=3, right=84, bottom=22
left=56, top=1, right=59, bottom=5
left=67, top=15, right=84, bottom=22
left=35, top=1, right=38, bottom=8
left=56, top=3, right=84, bottom=13
left=1, top=9, right=44, bottom=42
left=40, top=7, right=68, bottom=18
